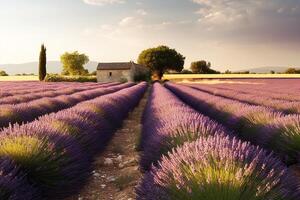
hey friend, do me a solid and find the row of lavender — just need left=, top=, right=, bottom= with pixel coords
left=0, top=82, right=117, bottom=105
left=166, top=83, right=300, bottom=165
left=0, top=82, right=147, bottom=199
left=0, top=83, right=130, bottom=128
left=186, top=83, right=300, bottom=114
left=197, top=79, right=300, bottom=102
left=0, top=82, right=100, bottom=98
left=214, top=79, right=300, bottom=96
left=137, top=83, right=299, bottom=199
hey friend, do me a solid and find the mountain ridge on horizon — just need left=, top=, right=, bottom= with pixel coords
left=0, top=61, right=291, bottom=75
left=0, top=61, right=98, bottom=75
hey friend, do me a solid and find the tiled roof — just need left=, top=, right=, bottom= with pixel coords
left=97, top=62, right=134, bottom=70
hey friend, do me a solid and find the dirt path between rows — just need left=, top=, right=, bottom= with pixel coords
left=67, top=91, right=148, bottom=200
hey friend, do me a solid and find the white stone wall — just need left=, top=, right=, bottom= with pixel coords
left=97, top=69, right=132, bottom=82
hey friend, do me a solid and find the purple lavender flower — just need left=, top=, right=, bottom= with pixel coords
left=0, top=157, right=40, bottom=200
left=0, top=132, right=90, bottom=199
left=0, top=82, right=134, bottom=129
left=140, top=83, right=230, bottom=171
left=165, top=82, right=300, bottom=165
left=259, top=115, right=300, bottom=164
left=0, top=82, right=147, bottom=199
left=137, top=135, right=300, bottom=200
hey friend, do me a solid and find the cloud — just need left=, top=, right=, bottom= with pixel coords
left=119, top=17, right=142, bottom=26
left=136, top=9, right=147, bottom=16
left=191, top=0, right=300, bottom=43
left=83, top=0, right=125, bottom=6
left=192, top=0, right=300, bottom=24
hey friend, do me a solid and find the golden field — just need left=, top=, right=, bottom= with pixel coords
left=0, top=76, right=39, bottom=81
left=163, top=74, right=300, bottom=81
left=1, top=74, right=300, bottom=82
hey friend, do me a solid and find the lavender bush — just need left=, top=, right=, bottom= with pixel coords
left=0, top=83, right=133, bottom=128
left=260, top=115, right=300, bottom=163
left=0, top=82, right=147, bottom=199
left=0, top=83, right=103, bottom=105
left=188, top=84, right=300, bottom=114
left=140, top=83, right=230, bottom=171
left=0, top=132, right=89, bottom=198
left=137, top=135, right=300, bottom=200
left=0, top=158, right=39, bottom=200
left=166, top=83, right=300, bottom=164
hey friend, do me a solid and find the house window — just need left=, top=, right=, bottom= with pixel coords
left=109, top=72, right=112, bottom=77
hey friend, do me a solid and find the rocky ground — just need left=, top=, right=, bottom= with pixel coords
left=67, top=92, right=148, bottom=200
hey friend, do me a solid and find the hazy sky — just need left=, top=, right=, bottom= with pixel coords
left=0, top=0, right=300, bottom=71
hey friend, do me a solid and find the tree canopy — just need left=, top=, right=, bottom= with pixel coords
left=137, top=45, right=185, bottom=80
left=0, top=70, right=8, bottom=76
left=60, top=51, right=89, bottom=75
left=39, top=44, right=47, bottom=81
left=190, top=60, right=219, bottom=74
left=285, top=68, right=300, bottom=74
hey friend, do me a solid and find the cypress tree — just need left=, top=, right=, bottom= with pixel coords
left=39, top=44, right=47, bottom=81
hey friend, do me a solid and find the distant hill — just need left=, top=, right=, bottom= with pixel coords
left=0, top=62, right=294, bottom=75
left=242, top=66, right=289, bottom=73
left=0, top=61, right=98, bottom=75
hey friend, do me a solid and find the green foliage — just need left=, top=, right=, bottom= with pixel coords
left=44, top=74, right=96, bottom=82
left=60, top=51, right=89, bottom=75
left=0, top=136, right=63, bottom=189
left=190, top=60, right=220, bottom=74
left=90, top=70, right=97, bottom=76
left=137, top=45, right=185, bottom=80
left=119, top=77, right=128, bottom=83
left=181, top=69, right=193, bottom=74
left=285, top=68, right=300, bottom=74
left=15, top=73, right=35, bottom=76
left=133, top=71, right=151, bottom=82
left=226, top=71, right=251, bottom=74
left=50, top=120, right=81, bottom=136
left=240, top=70, right=250, bottom=74
left=39, top=44, right=47, bottom=81
left=0, top=70, right=8, bottom=76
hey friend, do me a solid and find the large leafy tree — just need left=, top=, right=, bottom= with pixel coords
left=190, top=60, right=219, bottom=74
left=0, top=70, right=8, bottom=76
left=137, top=45, right=185, bottom=80
left=38, top=44, right=47, bottom=81
left=285, top=68, right=300, bottom=74
left=60, top=51, right=89, bottom=75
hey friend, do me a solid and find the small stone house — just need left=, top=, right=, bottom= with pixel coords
left=96, top=61, right=149, bottom=82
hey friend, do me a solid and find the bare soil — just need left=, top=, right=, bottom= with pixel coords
left=67, top=92, right=148, bottom=200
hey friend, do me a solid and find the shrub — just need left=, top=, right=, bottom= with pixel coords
left=137, top=135, right=300, bottom=200
left=0, top=70, right=8, bottom=76
left=44, top=74, right=97, bottom=82
left=285, top=68, right=300, bottom=74
left=0, top=134, right=89, bottom=198
left=0, top=158, right=39, bottom=199
left=134, top=71, right=151, bottom=82
left=119, top=77, right=128, bottom=83
left=261, top=115, right=300, bottom=164
left=140, top=113, right=229, bottom=171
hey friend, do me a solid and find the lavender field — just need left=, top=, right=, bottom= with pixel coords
left=138, top=79, right=300, bottom=200
left=0, top=81, right=147, bottom=199
left=1, top=79, right=300, bottom=199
